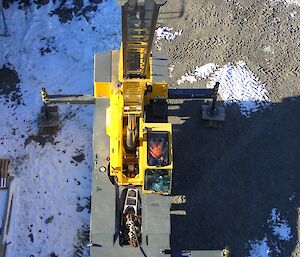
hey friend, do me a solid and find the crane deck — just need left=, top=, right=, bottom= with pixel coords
left=90, top=98, right=171, bottom=257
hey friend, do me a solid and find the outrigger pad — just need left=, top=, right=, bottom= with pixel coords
left=202, top=104, right=225, bottom=129
left=38, top=106, right=59, bottom=135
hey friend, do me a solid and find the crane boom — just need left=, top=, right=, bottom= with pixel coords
left=120, top=0, right=165, bottom=78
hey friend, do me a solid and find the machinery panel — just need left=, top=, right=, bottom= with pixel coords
left=152, top=52, right=169, bottom=83
left=94, top=52, right=112, bottom=82
left=94, top=52, right=112, bottom=98
left=142, top=193, right=170, bottom=235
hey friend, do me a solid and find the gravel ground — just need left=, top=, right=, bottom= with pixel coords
left=158, top=0, right=300, bottom=256
left=0, top=0, right=299, bottom=256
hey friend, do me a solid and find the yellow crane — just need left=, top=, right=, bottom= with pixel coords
left=99, top=0, right=173, bottom=193
left=39, top=0, right=227, bottom=256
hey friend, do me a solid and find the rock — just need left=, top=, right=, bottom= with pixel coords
left=28, top=233, right=34, bottom=242
left=45, top=215, right=54, bottom=224
left=72, top=153, right=85, bottom=163
left=76, top=205, right=84, bottom=212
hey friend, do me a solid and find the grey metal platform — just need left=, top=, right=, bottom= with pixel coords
left=90, top=99, right=171, bottom=256
left=90, top=99, right=115, bottom=248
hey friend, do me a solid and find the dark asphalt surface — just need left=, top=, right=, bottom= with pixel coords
left=169, top=98, right=300, bottom=257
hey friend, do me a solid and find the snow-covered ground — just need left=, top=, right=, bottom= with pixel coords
left=176, top=61, right=271, bottom=117
left=0, top=1, right=121, bottom=256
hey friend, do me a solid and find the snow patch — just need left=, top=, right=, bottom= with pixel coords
left=177, top=63, right=218, bottom=84
left=246, top=207, right=294, bottom=256
left=177, top=73, right=197, bottom=84
left=178, top=61, right=271, bottom=117
left=155, top=26, right=182, bottom=50
left=208, top=61, right=271, bottom=117
left=195, top=63, right=219, bottom=79
left=247, top=236, right=270, bottom=257
left=268, top=208, right=292, bottom=241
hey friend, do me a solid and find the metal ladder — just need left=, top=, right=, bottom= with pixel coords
left=121, top=0, right=165, bottom=79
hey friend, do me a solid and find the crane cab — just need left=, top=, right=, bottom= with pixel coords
left=139, top=121, right=173, bottom=194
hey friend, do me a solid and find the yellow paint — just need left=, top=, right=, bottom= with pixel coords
left=150, top=83, right=168, bottom=99
left=109, top=92, right=123, bottom=177
left=95, top=46, right=173, bottom=194
left=94, top=82, right=111, bottom=98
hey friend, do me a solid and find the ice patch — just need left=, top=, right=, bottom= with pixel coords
left=178, top=61, right=271, bottom=117
left=247, top=236, right=270, bottom=257
left=155, top=26, right=182, bottom=50
left=268, top=208, right=292, bottom=241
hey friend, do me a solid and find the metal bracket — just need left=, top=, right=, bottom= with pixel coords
left=41, top=87, right=95, bottom=105
left=38, top=88, right=95, bottom=135
left=38, top=105, right=59, bottom=135
left=201, top=82, right=225, bottom=128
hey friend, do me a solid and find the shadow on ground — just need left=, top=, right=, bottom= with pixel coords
left=170, top=97, right=300, bottom=257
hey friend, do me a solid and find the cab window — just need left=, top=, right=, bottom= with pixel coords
left=144, top=169, right=171, bottom=193
left=147, top=131, right=170, bottom=166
